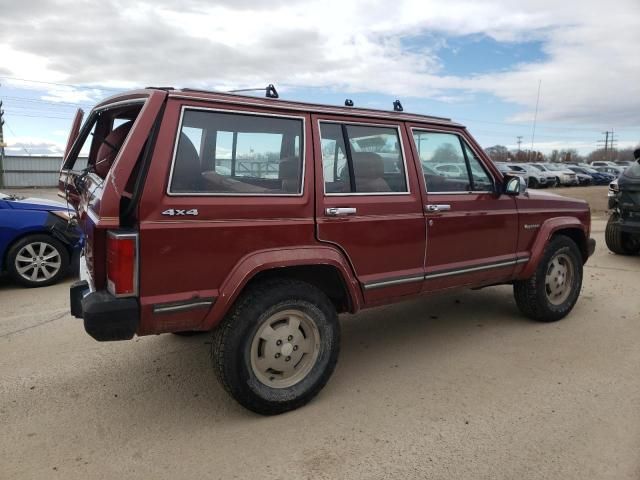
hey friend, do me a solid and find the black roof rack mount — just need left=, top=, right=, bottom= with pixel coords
left=393, top=100, right=403, bottom=112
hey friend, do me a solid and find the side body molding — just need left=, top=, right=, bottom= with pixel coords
left=517, top=216, right=588, bottom=280
left=200, top=245, right=363, bottom=330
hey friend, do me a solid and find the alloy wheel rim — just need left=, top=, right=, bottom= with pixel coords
left=15, top=242, right=61, bottom=283
left=545, top=252, right=574, bottom=306
left=250, top=309, right=321, bottom=389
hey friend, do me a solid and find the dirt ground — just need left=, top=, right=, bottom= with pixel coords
left=552, top=185, right=610, bottom=217
left=2, top=186, right=639, bottom=480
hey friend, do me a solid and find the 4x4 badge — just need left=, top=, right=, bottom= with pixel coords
left=162, top=209, right=199, bottom=216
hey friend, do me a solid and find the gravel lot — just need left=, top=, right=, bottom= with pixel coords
left=2, top=186, right=639, bottom=479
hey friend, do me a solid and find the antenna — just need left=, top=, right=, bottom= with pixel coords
left=530, top=80, right=541, bottom=155
left=393, top=100, right=403, bottom=112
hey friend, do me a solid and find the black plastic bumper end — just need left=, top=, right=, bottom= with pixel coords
left=587, top=238, right=596, bottom=257
left=70, top=282, right=140, bottom=341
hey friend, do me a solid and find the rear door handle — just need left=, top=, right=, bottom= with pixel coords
left=425, top=204, right=451, bottom=212
left=325, top=207, right=357, bottom=216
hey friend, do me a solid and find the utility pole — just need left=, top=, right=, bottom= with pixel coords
left=516, top=136, right=523, bottom=159
left=0, top=100, right=5, bottom=188
left=598, top=130, right=616, bottom=161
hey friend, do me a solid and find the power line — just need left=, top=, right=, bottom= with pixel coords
left=3, top=120, right=32, bottom=156
left=0, top=75, right=121, bottom=92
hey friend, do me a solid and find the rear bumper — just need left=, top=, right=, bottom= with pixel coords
left=70, top=281, right=139, bottom=341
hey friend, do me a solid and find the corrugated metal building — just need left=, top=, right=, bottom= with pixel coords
left=1, top=156, right=88, bottom=187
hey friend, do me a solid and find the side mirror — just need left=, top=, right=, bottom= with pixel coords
left=504, top=175, right=526, bottom=196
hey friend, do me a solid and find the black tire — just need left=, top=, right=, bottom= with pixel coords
left=513, top=235, right=583, bottom=322
left=529, top=178, right=539, bottom=189
left=6, top=234, right=70, bottom=287
left=211, top=278, right=340, bottom=415
left=605, top=214, right=640, bottom=255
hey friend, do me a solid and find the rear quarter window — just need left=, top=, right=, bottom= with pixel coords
left=169, top=109, right=304, bottom=195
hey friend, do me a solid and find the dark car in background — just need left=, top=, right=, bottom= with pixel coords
left=567, top=166, right=613, bottom=185
left=0, top=192, right=82, bottom=287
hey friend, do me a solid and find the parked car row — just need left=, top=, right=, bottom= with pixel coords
left=494, top=161, right=620, bottom=188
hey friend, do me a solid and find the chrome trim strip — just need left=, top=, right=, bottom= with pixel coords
left=153, top=298, right=215, bottom=314
left=166, top=106, right=306, bottom=197
left=363, top=274, right=424, bottom=291
left=425, top=257, right=529, bottom=280
left=318, top=118, right=412, bottom=197
left=93, top=98, right=146, bottom=113
left=364, top=257, right=530, bottom=289
left=79, top=253, right=95, bottom=294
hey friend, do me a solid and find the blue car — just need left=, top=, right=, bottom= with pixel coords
left=0, top=192, right=82, bottom=287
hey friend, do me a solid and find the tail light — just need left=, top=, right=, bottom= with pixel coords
left=106, top=231, right=138, bottom=297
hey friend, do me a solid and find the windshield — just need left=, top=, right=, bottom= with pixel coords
left=530, top=164, right=545, bottom=171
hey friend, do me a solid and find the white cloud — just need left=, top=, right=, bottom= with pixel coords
left=5, top=136, right=65, bottom=156
left=0, top=0, right=639, bottom=127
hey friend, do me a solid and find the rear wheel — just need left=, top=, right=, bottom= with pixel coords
left=605, top=214, right=640, bottom=255
left=528, top=177, right=539, bottom=189
left=212, top=279, right=340, bottom=415
left=6, top=234, right=69, bottom=287
left=513, top=235, right=583, bottom=322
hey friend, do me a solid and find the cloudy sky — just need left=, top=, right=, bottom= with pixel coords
left=1, top=0, right=639, bottom=156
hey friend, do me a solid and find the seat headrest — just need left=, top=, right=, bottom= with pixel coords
left=94, top=121, right=133, bottom=178
left=279, top=157, right=301, bottom=193
left=171, top=133, right=202, bottom=192
left=352, top=152, right=384, bottom=179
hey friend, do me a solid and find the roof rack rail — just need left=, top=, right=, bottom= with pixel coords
left=145, top=86, right=175, bottom=91
left=227, top=84, right=279, bottom=99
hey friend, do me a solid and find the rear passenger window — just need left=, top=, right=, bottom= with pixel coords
left=320, top=123, right=408, bottom=194
left=170, top=110, right=303, bottom=194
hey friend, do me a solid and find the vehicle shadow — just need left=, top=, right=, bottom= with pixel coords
left=25, top=285, right=543, bottom=429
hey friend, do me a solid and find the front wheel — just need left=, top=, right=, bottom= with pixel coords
left=7, top=234, right=70, bottom=287
left=513, top=235, right=583, bottom=322
left=605, top=214, right=640, bottom=255
left=211, top=279, right=340, bottom=415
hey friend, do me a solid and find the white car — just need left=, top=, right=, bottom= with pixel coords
left=504, top=163, right=549, bottom=188
left=531, top=163, right=579, bottom=186
left=433, top=163, right=466, bottom=178
left=526, top=163, right=559, bottom=187
left=590, top=161, right=618, bottom=168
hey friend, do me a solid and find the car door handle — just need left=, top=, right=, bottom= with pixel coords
left=425, top=204, right=451, bottom=212
left=325, top=207, right=357, bottom=216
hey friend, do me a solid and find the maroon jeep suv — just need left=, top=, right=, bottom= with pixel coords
left=61, top=87, right=595, bottom=414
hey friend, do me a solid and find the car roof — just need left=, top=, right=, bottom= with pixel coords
left=97, top=88, right=463, bottom=129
